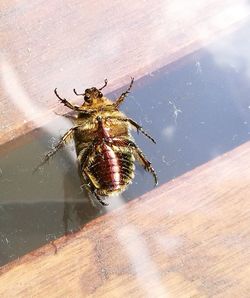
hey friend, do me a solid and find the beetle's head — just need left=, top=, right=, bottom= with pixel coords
left=83, top=87, right=103, bottom=104
left=74, top=79, right=108, bottom=105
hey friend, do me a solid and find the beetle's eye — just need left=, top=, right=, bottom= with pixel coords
left=84, top=94, right=91, bottom=102
left=98, top=91, right=103, bottom=98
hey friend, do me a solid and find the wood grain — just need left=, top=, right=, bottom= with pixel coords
left=0, top=141, right=250, bottom=297
left=1, top=0, right=250, bottom=146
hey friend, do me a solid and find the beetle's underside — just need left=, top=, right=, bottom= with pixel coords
left=37, top=78, right=157, bottom=206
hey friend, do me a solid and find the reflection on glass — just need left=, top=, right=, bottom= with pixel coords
left=0, top=21, right=250, bottom=266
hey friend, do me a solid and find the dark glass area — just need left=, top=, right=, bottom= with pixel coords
left=0, top=23, right=250, bottom=266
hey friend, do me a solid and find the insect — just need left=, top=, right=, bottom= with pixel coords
left=38, top=78, right=157, bottom=206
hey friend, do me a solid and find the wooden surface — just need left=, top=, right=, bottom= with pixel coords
left=1, top=0, right=250, bottom=146
left=0, top=141, right=250, bottom=297
left=1, top=1, right=250, bottom=297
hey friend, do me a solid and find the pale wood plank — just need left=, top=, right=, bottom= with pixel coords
left=0, top=0, right=250, bottom=145
left=0, top=141, right=250, bottom=297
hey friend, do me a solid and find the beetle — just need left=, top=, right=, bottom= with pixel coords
left=37, top=78, right=157, bottom=206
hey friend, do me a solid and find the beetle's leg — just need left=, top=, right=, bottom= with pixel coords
left=34, top=127, right=76, bottom=172
left=112, top=138, right=158, bottom=186
left=54, top=88, right=81, bottom=111
left=93, top=191, right=109, bottom=206
left=133, top=146, right=158, bottom=186
left=54, top=111, right=78, bottom=120
left=78, top=142, right=109, bottom=206
left=55, top=89, right=96, bottom=115
left=77, top=140, right=98, bottom=168
left=114, top=77, right=134, bottom=107
left=81, top=168, right=109, bottom=206
left=127, top=118, right=156, bottom=144
left=106, top=116, right=156, bottom=144
left=99, top=79, right=108, bottom=91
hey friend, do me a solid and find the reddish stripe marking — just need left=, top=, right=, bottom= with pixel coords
left=98, top=118, right=112, bottom=142
left=102, top=144, right=120, bottom=190
left=96, top=118, right=122, bottom=190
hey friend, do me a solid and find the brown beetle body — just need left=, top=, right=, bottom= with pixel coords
left=38, top=78, right=157, bottom=206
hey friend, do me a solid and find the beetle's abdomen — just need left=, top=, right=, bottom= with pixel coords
left=87, top=143, right=135, bottom=196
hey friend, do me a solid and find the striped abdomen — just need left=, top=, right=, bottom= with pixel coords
left=87, top=143, right=135, bottom=196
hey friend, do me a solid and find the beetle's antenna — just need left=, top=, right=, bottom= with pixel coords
left=73, top=89, right=84, bottom=96
left=99, top=79, right=108, bottom=91
left=54, top=88, right=64, bottom=101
